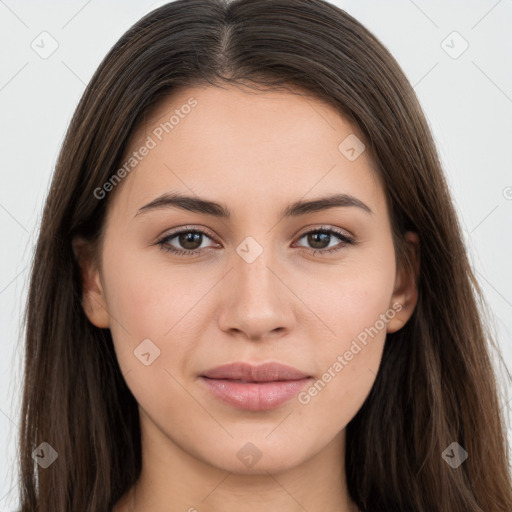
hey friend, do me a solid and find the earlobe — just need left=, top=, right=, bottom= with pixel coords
left=72, top=236, right=110, bottom=329
left=387, top=231, right=420, bottom=333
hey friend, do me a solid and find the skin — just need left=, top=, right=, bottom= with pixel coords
left=74, top=83, right=419, bottom=512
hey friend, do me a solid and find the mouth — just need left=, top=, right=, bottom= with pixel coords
left=199, top=362, right=313, bottom=411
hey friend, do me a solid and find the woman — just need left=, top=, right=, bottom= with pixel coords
left=18, top=0, right=512, bottom=511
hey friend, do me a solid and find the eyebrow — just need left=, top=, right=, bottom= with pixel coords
left=135, top=192, right=372, bottom=219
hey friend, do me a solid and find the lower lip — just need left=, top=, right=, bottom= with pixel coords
left=200, top=377, right=312, bottom=411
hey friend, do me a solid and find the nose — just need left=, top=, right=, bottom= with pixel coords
left=216, top=244, right=294, bottom=341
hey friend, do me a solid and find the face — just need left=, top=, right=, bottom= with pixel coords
left=77, top=84, right=418, bottom=475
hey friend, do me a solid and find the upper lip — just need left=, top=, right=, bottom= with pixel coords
left=201, top=362, right=310, bottom=382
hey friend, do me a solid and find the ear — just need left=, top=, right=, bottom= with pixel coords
left=387, top=231, right=420, bottom=333
left=72, top=236, right=110, bottom=329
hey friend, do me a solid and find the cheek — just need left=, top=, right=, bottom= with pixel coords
left=298, top=239, right=396, bottom=419
left=101, top=248, right=202, bottom=417
left=100, top=239, right=199, bottom=375
left=304, top=234, right=397, bottom=345
left=102, top=240, right=211, bottom=334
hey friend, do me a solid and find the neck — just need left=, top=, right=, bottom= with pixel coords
left=117, top=413, right=359, bottom=512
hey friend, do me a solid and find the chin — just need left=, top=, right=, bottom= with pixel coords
left=199, top=438, right=314, bottom=475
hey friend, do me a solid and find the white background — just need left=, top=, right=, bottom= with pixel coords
left=1, top=0, right=511, bottom=509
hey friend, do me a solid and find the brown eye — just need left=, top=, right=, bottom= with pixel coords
left=305, top=231, right=331, bottom=250
left=295, top=228, right=354, bottom=255
left=176, top=231, right=204, bottom=250
left=157, top=227, right=217, bottom=256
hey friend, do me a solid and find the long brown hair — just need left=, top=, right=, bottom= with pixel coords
left=18, top=0, right=511, bottom=510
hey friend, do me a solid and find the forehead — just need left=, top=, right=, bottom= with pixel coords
left=111, top=84, right=385, bottom=220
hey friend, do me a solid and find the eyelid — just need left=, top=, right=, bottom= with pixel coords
left=158, top=224, right=217, bottom=239
left=294, top=224, right=354, bottom=241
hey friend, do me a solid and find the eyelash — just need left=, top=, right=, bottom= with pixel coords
left=155, top=225, right=355, bottom=257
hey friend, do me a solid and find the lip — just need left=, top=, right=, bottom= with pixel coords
left=200, top=362, right=313, bottom=411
